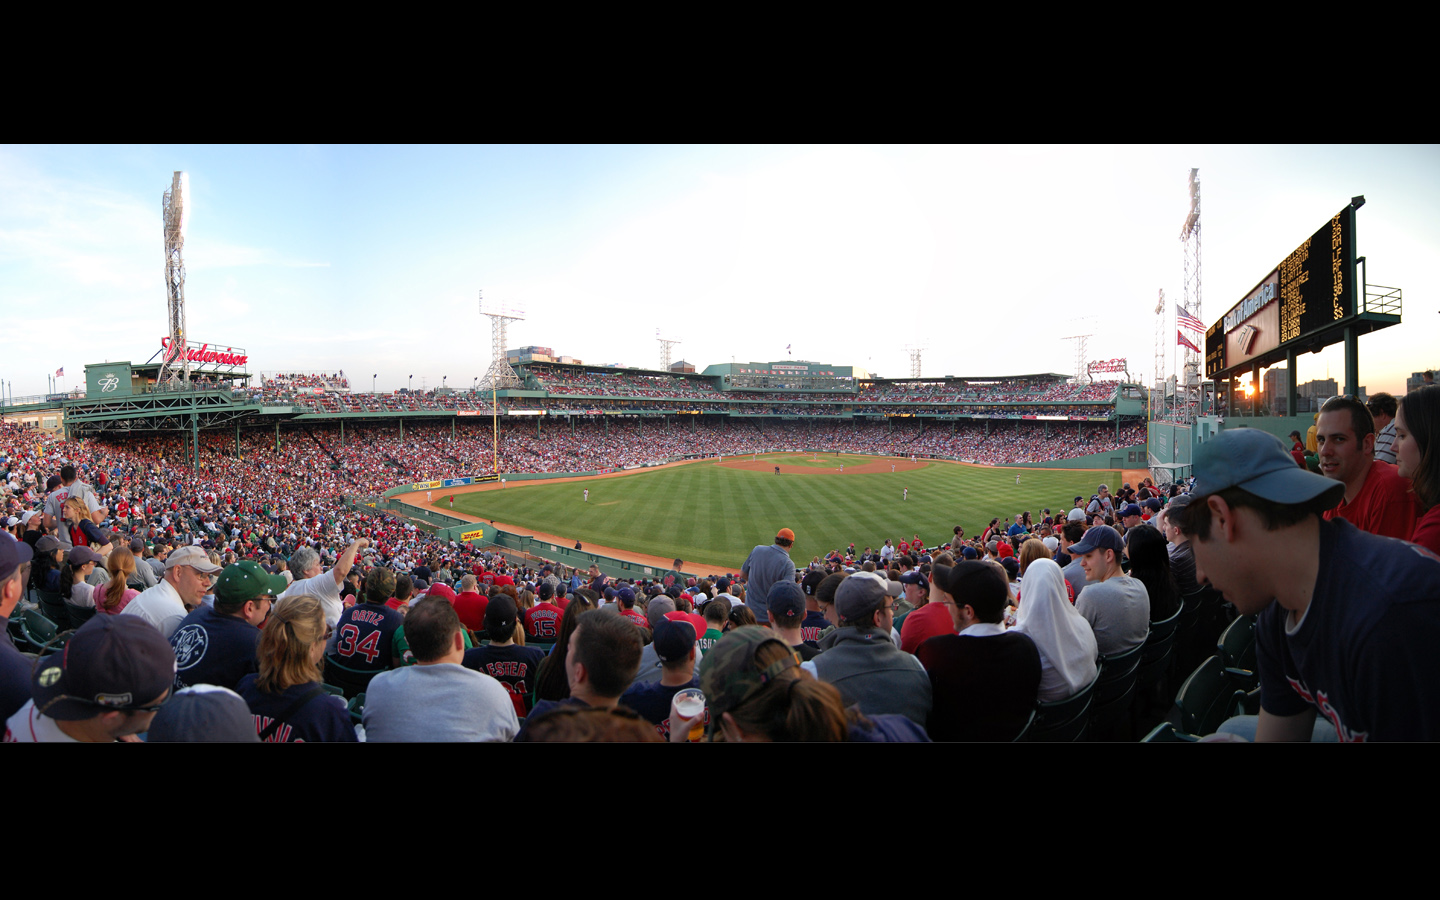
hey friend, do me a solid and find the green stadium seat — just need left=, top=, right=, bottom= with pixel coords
left=1173, top=654, right=1255, bottom=736
left=323, top=655, right=379, bottom=700
left=1136, top=599, right=1183, bottom=691
left=320, top=682, right=345, bottom=697
left=35, top=590, right=67, bottom=627
left=1141, top=722, right=1199, bottom=742
left=1087, top=641, right=1144, bottom=741
left=1230, top=685, right=1260, bottom=718
left=1027, top=673, right=1098, bottom=742
left=21, top=609, right=69, bottom=656
left=1010, top=709, right=1036, bottom=742
left=64, top=603, right=96, bottom=629
left=7, top=608, right=27, bottom=647
left=348, top=692, right=366, bottom=725
left=1217, top=614, right=1257, bottom=673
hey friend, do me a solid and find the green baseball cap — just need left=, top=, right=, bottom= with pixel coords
left=697, top=626, right=800, bottom=721
left=214, top=560, right=289, bottom=605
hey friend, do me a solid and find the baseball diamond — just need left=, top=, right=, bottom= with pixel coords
left=431, top=454, right=1126, bottom=570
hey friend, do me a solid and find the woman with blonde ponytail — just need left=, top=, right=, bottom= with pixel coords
left=236, top=595, right=357, bottom=742
left=95, top=547, right=140, bottom=615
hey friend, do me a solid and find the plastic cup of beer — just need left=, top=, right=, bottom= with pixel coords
left=673, top=688, right=706, bottom=741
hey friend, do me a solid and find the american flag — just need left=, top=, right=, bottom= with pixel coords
left=1177, top=330, right=1201, bottom=354
left=55, top=367, right=64, bottom=377
left=1176, top=304, right=1205, bottom=333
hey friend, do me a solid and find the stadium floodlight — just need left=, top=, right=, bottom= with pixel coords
left=657, top=328, right=682, bottom=371
left=477, top=289, right=525, bottom=391
left=178, top=171, right=190, bottom=239
left=158, top=171, right=191, bottom=388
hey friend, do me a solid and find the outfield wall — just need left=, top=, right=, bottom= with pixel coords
left=1147, top=416, right=1313, bottom=485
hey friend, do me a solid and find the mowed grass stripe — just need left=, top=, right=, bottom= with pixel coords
left=449, top=461, right=1120, bottom=569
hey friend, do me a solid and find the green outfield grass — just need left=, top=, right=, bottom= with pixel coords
left=451, top=455, right=1119, bottom=570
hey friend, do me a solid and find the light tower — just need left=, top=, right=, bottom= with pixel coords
left=477, top=290, right=524, bottom=391
left=159, top=171, right=191, bottom=387
left=1180, top=168, right=1202, bottom=415
left=656, top=329, right=681, bottom=371
left=1061, top=332, right=1092, bottom=383
left=904, top=344, right=925, bottom=379
left=1153, top=288, right=1167, bottom=418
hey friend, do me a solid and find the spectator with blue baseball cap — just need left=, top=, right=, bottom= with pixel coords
left=1176, top=427, right=1440, bottom=741
left=1068, top=525, right=1149, bottom=656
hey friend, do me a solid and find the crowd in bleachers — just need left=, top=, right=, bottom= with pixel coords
left=7, top=385, right=1440, bottom=743
left=261, top=372, right=351, bottom=391
left=856, top=379, right=1117, bottom=404
left=525, top=366, right=725, bottom=400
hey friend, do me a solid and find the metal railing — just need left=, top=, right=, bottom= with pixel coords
left=1364, top=284, right=1402, bottom=316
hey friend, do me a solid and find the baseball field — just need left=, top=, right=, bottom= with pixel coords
left=445, top=453, right=1122, bottom=571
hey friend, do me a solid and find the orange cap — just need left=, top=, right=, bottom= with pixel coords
left=777, top=528, right=795, bottom=542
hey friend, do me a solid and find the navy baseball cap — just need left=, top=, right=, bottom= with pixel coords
left=32, top=616, right=176, bottom=721
left=899, top=570, right=929, bottom=589
left=767, top=580, right=806, bottom=621
left=1194, top=429, right=1344, bottom=506
left=147, top=685, right=259, bottom=742
left=652, top=617, right=698, bottom=663
left=1119, top=503, right=1144, bottom=518
left=1, top=533, right=34, bottom=581
left=1067, top=525, right=1125, bottom=556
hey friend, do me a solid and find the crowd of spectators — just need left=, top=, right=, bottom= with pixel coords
left=525, top=366, right=725, bottom=400
left=261, top=372, right=351, bottom=391
left=5, top=383, right=1440, bottom=742
left=857, top=379, right=1116, bottom=404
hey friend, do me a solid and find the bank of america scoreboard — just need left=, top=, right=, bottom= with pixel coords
left=1205, top=205, right=1356, bottom=378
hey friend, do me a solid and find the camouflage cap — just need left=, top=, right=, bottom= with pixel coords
left=697, top=626, right=800, bottom=720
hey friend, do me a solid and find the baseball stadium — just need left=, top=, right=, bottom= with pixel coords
left=11, top=355, right=1150, bottom=578
left=6, top=151, right=1439, bottom=745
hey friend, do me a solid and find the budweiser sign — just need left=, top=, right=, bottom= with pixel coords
left=160, top=337, right=248, bottom=368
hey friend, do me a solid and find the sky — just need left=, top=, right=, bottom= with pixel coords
left=3, top=144, right=1437, bottom=399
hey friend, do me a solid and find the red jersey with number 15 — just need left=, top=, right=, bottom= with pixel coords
left=524, top=602, right=564, bottom=640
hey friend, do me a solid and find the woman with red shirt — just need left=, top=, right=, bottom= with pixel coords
left=1397, top=386, right=1440, bottom=555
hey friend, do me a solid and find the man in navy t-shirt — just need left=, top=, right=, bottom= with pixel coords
left=0, top=536, right=35, bottom=722
left=619, top=616, right=703, bottom=741
left=172, top=560, right=287, bottom=691
left=1177, top=428, right=1440, bottom=742
left=463, top=594, right=545, bottom=719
